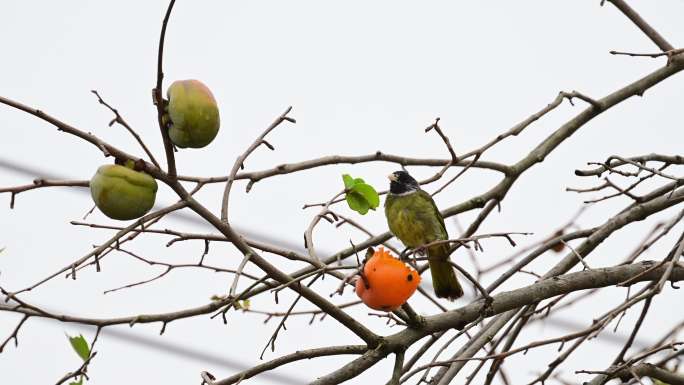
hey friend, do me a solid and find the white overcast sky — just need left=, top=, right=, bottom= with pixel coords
left=1, top=1, right=684, bottom=384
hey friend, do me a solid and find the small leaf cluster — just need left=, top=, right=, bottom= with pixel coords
left=342, top=174, right=379, bottom=215
left=66, top=334, right=91, bottom=385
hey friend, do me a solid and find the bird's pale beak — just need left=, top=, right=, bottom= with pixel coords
left=387, top=173, right=398, bottom=182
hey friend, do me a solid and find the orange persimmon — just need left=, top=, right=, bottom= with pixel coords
left=355, top=247, right=421, bottom=311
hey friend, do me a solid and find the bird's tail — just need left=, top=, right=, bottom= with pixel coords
left=428, top=244, right=463, bottom=300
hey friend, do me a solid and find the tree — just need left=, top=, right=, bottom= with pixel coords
left=1, top=1, right=684, bottom=384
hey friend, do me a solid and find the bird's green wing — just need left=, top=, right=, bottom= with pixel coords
left=417, top=189, right=447, bottom=238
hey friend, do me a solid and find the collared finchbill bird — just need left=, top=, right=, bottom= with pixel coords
left=384, top=171, right=463, bottom=300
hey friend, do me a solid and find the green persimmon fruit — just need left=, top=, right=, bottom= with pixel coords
left=166, top=79, right=220, bottom=148
left=90, top=164, right=158, bottom=220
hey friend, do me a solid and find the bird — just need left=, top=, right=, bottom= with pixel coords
left=384, top=170, right=463, bottom=300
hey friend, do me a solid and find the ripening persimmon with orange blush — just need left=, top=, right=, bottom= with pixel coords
left=355, top=247, right=421, bottom=311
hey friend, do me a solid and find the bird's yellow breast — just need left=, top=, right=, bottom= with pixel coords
left=385, top=191, right=445, bottom=249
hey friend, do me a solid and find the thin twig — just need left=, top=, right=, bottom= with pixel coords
left=220, top=106, right=295, bottom=222
left=91, top=90, right=160, bottom=168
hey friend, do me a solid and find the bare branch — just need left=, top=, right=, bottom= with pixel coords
left=603, top=0, right=675, bottom=52
left=220, top=106, right=295, bottom=222
left=0, top=315, right=28, bottom=353
left=0, top=179, right=88, bottom=209
left=425, top=117, right=458, bottom=163
left=210, top=345, right=368, bottom=385
left=8, top=201, right=187, bottom=296
left=576, top=153, right=684, bottom=177
left=153, top=0, right=178, bottom=177
left=91, top=90, right=160, bottom=168
left=610, top=48, right=684, bottom=63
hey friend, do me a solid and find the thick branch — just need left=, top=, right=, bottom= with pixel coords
left=605, top=0, right=674, bottom=52
left=306, top=262, right=684, bottom=384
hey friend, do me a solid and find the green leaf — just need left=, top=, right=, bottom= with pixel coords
left=67, top=334, right=90, bottom=362
left=351, top=183, right=380, bottom=210
left=346, top=192, right=370, bottom=215
left=342, top=174, right=355, bottom=189
left=342, top=173, right=379, bottom=215
left=69, top=378, right=83, bottom=385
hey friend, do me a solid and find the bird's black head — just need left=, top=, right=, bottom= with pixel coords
left=388, top=171, right=420, bottom=194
